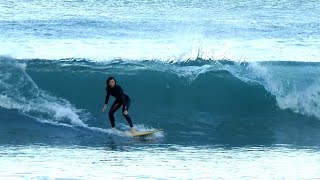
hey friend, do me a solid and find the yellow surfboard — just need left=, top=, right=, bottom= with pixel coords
left=125, top=129, right=162, bottom=137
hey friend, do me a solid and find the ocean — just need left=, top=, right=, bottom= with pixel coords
left=1, top=0, right=320, bottom=179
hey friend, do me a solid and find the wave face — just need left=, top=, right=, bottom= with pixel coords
left=1, top=57, right=320, bottom=146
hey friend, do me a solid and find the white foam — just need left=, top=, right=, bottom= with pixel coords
left=1, top=37, right=319, bottom=62
left=277, top=81, right=320, bottom=118
left=0, top=95, right=23, bottom=110
left=227, top=61, right=320, bottom=119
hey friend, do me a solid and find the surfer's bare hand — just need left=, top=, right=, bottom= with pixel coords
left=102, top=104, right=107, bottom=112
left=123, top=110, right=128, bottom=115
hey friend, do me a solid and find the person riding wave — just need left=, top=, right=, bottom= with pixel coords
left=102, top=76, right=135, bottom=133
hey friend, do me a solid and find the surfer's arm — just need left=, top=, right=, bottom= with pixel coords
left=104, top=91, right=110, bottom=105
left=102, top=91, right=110, bottom=112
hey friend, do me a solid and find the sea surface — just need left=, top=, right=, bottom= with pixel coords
left=1, top=0, right=320, bottom=179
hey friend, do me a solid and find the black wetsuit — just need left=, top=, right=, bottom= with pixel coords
left=105, top=85, right=133, bottom=128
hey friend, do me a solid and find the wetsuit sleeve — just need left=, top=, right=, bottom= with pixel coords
left=105, top=90, right=110, bottom=105
left=118, top=86, right=128, bottom=109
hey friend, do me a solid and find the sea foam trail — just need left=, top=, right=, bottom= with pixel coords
left=0, top=60, right=87, bottom=126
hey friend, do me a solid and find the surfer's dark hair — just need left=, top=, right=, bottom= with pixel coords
left=106, top=76, right=116, bottom=86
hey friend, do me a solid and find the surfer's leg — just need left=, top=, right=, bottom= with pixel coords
left=108, top=101, right=121, bottom=128
left=122, top=113, right=133, bottom=127
left=122, top=97, right=133, bottom=127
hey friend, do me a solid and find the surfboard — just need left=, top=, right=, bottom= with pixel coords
left=111, top=128, right=162, bottom=137
left=125, top=129, right=162, bottom=137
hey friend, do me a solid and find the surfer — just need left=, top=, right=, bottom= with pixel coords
left=102, top=76, right=135, bottom=133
